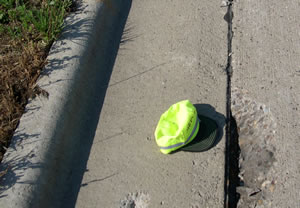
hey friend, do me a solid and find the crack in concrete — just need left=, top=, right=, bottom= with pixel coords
left=224, top=1, right=240, bottom=208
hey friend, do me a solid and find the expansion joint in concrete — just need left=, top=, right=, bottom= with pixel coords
left=224, top=1, right=240, bottom=208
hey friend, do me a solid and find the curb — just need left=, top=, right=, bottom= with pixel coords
left=0, top=0, right=131, bottom=207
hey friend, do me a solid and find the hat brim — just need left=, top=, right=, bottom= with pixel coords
left=181, top=114, right=218, bottom=152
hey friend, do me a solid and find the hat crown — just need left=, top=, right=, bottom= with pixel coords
left=155, top=100, right=200, bottom=154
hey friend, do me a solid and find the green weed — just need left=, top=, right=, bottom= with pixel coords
left=0, top=0, right=72, bottom=44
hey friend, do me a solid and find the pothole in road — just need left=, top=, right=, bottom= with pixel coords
left=231, top=88, right=277, bottom=208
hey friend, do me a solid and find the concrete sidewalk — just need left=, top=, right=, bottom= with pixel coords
left=232, top=0, right=300, bottom=207
left=75, top=0, right=228, bottom=207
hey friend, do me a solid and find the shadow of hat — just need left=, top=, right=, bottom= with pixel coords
left=181, top=114, right=218, bottom=152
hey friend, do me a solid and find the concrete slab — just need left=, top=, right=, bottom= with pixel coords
left=76, top=0, right=228, bottom=207
left=232, top=0, right=300, bottom=207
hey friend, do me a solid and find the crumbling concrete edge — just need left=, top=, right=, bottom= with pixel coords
left=0, top=0, right=130, bottom=207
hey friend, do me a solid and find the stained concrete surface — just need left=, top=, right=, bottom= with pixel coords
left=232, top=0, right=300, bottom=207
left=75, top=0, right=228, bottom=207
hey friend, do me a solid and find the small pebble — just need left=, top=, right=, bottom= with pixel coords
left=261, top=180, right=271, bottom=188
left=269, top=184, right=276, bottom=192
left=221, top=0, right=228, bottom=7
left=257, top=199, right=263, bottom=205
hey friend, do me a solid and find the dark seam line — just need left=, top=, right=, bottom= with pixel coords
left=224, top=0, right=234, bottom=207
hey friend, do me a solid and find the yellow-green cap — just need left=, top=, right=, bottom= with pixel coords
left=154, top=100, right=200, bottom=154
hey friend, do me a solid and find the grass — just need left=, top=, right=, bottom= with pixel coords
left=0, top=0, right=72, bottom=44
left=0, top=0, right=74, bottom=169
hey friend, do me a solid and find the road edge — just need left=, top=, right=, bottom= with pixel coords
left=0, top=0, right=131, bottom=207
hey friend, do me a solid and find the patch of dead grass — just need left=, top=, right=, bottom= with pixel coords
left=0, top=0, right=75, bottom=172
left=0, top=38, right=47, bottom=161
